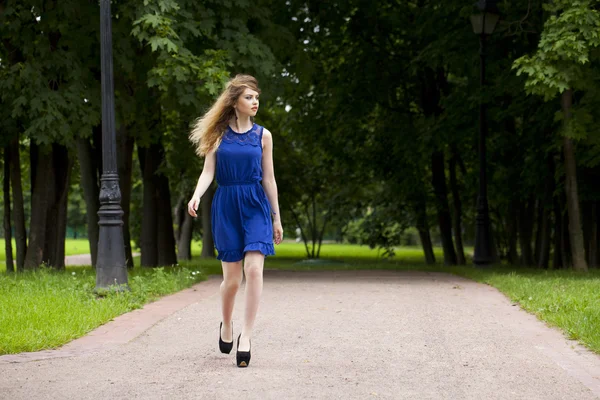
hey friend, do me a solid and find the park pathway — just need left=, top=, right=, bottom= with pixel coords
left=64, top=253, right=140, bottom=266
left=1, top=270, right=600, bottom=399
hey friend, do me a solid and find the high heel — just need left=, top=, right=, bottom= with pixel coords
left=219, top=322, right=233, bottom=354
left=236, top=333, right=251, bottom=367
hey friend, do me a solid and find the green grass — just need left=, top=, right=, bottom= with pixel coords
left=0, top=264, right=205, bottom=355
left=452, top=266, right=600, bottom=353
left=192, top=241, right=451, bottom=262
left=1, top=241, right=599, bottom=356
left=0, top=238, right=91, bottom=262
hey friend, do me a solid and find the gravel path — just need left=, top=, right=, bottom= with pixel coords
left=1, top=270, right=599, bottom=399
left=64, top=253, right=140, bottom=266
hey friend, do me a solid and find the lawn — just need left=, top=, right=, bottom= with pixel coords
left=0, top=238, right=91, bottom=262
left=0, top=264, right=205, bottom=354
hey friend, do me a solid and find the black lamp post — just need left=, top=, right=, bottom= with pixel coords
left=96, top=0, right=128, bottom=291
left=471, top=0, right=500, bottom=266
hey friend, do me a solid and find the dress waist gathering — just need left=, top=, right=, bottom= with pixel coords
left=218, top=179, right=261, bottom=187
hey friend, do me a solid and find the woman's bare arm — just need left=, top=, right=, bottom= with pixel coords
left=261, top=128, right=283, bottom=244
left=188, top=150, right=216, bottom=217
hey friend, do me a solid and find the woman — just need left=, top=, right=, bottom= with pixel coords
left=187, top=74, right=283, bottom=368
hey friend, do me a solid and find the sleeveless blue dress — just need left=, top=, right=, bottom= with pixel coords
left=211, top=123, right=275, bottom=262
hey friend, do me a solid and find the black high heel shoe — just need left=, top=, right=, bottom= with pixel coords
left=219, top=322, right=233, bottom=354
left=236, top=333, right=251, bottom=368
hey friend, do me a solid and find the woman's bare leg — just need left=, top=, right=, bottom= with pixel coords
left=238, top=251, right=265, bottom=351
left=220, top=260, right=243, bottom=342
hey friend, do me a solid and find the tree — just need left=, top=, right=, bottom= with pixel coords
left=513, top=0, right=600, bottom=271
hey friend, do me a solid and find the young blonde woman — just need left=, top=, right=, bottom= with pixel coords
left=187, top=74, right=283, bottom=368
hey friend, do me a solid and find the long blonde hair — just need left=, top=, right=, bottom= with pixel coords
left=189, top=74, right=261, bottom=156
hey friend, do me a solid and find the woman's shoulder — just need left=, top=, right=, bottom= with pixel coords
left=255, top=124, right=272, bottom=138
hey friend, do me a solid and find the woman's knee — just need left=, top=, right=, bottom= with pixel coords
left=222, top=261, right=243, bottom=288
left=244, top=259, right=263, bottom=280
left=223, top=276, right=241, bottom=291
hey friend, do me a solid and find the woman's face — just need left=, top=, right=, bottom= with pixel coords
left=235, top=88, right=259, bottom=117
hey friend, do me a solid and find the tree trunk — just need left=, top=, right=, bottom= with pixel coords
left=507, top=198, right=519, bottom=265
left=534, top=199, right=543, bottom=265
left=117, top=128, right=134, bottom=268
left=561, top=89, right=588, bottom=271
left=589, top=201, right=599, bottom=267
left=582, top=201, right=599, bottom=267
left=290, top=206, right=311, bottom=258
left=315, top=212, right=330, bottom=259
left=533, top=188, right=554, bottom=269
left=431, top=150, right=457, bottom=265
left=178, top=208, right=194, bottom=260
left=304, top=198, right=319, bottom=258
left=518, top=196, right=535, bottom=266
left=24, top=144, right=52, bottom=269
left=490, top=223, right=499, bottom=263
left=418, top=229, right=436, bottom=264
left=42, top=149, right=58, bottom=268
left=138, top=145, right=158, bottom=267
left=537, top=210, right=552, bottom=269
left=137, top=142, right=177, bottom=266
left=30, top=141, right=37, bottom=200
left=536, top=170, right=553, bottom=269
left=42, top=144, right=72, bottom=269
left=175, top=196, right=185, bottom=245
left=561, top=207, right=572, bottom=269
left=201, top=183, right=216, bottom=258
left=414, top=198, right=435, bottom=264
left=76, top=136, right=100, bottom=267
left=555, top=186, right=573, bottom=270
left=552, top=197, right=563, bottom=270
left=448, top=149, right=466, bottom=264
left=3, top=145, right=14, bottom=273
left=9, top=136, right=26, bottom=271
left=156, top=157, right=177, bottom=266
left=595, top=200, right=600, bottom=267
left=582, top=201, right=592, bottom=265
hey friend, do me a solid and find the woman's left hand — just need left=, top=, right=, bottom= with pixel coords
left=273, top=221, right=283, bottom=245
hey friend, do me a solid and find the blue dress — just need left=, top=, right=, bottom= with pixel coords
left=211, top=123, right=275, bottom=262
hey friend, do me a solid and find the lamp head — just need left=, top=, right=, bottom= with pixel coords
left=471, top=0, right=500, bottom=35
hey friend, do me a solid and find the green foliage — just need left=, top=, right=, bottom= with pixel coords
left=131, top=1, right=232, bottom=104
left=2, top=0, right=600, bottom=272
left=0, top=1, right=102, bottom=145
left=513, top=0, right=600, bottom=100
left=344, top=214, right=407, bottom=259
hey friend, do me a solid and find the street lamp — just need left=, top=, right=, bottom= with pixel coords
left=96, top=0, right=128, bottom=291
left=471, top=0, right=499, bottom=266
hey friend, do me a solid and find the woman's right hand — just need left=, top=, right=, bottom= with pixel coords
left=187, top=195, right=200, bottom=217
